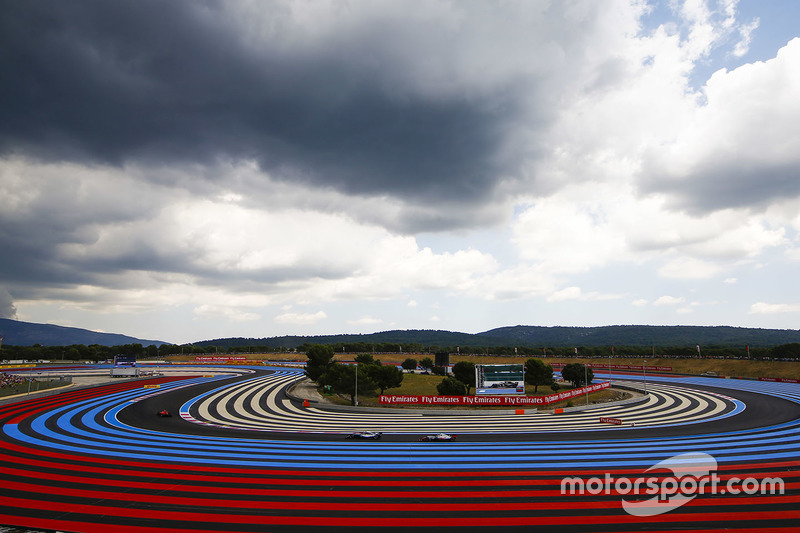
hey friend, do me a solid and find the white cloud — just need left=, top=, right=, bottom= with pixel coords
left=658, top=257, right=722, bottom=279
left=642, top=38, right=800, bottom=212
left=547, top=287, right=583, bottom=302
left=193, top=305, right=260, bottom=322
left=347, top=316, right=383, bottom=326
left=274, top=311, right=327, bottom=325
left=732, top=17, right=759, bottom=57
left=654, top=295, right=686, bottom=306
left=547, top=286, right=622, bottom=303
left=749, top=302, right=800, bottom=315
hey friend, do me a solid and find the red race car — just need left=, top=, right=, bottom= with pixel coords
left=157, top=409, right=172, bottom=417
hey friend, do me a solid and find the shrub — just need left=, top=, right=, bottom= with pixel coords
left=437, top=376, right=467, bottom=395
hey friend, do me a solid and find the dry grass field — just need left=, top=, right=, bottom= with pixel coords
left=164, top=352, right=799, bottom=379
left=317, top=372, right=628, bottom=410
left=158, top=351, right=800, bottom=411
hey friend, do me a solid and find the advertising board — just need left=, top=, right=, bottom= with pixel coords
left=113, top=354, right=137, bottom=367
left=475, top=364, right=525, bottom=395
left=380, top=382, right=611, bottom=406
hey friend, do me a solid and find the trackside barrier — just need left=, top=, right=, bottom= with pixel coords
left=759, top=377, right=800, bottom=383
left=552, top=363, right=673, bottom=372
left=380, top=382, right=611, bottom=406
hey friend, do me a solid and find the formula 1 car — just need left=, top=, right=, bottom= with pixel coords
left=345, top=431, right=383, bottom=440
left=419, top=433, right=457, bottom=442
left=157, top=409, right=172, bottom=417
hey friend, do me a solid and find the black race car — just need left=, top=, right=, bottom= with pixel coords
left=157, top=409, right=172, bottom=417
left=419, top=433, right=457, bottom=442
left=345, top=431, right=383, bottom=440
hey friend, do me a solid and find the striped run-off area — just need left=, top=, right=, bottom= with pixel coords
left=182, top=372, right=741, bottom=434
left=0, top=366, right=798, bottom=532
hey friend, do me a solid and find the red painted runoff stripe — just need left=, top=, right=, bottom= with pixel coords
left=2, top=376, right=193, bottom=423
left=3, top=433, right=797, bottom=479
left=0, top=515, right=254, bottom=533
left=0, top=494, right=798, bottom=527
left=4, top=476, right=800, bottom=513
left=3, top=464, right=798, bottom=500
left=2, top=438, right=798, bottom=485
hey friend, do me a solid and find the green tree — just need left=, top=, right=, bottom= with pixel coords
left=419, top=357, right=434, bottom=371
left=305, top=344, right=335, bottom=381
left=770, top=343, right=800, bottom=360
left=144, top=345, right=159, bottom=358
left=561, top=363, right=593, bottom=388
left=320, top=363, right=377, bottom=405
left=437, top=376, right=467, bottom=395
left=355, top=353, right=377, bottom=365
left=524, top=358, right=554, bottom=393
left=401, top=358, right=418, bottom=372
left=451, top=361, right=476, bottom=395
left=367, top=364, right=404, bottom=395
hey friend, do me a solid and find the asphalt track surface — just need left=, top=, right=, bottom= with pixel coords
left=0, top=366, right=798, bottom=532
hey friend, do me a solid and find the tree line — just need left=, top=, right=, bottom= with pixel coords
left=304, top=345, right=597, bottom=401
left=4, top=341, right=799, bottom=362
left=305, top=345, right=405, bottom=405
left=298, top=342, right=800, bottom=360
left=0, top=342, right=295, bottom=361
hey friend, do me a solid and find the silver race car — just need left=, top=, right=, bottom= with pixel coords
left=419, top=433, right=457, bottom=442
left=345, top=431, right=383, bottom=440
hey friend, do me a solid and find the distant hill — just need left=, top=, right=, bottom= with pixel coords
left=196, top=325, right=800, bottom=349
left=477, top=325, right=800, bottom=347
left=0, top=318, right=166, bottom=347
left=3, top=318, right=799, bottom=350
left=195, top=330, right=480, bottom=350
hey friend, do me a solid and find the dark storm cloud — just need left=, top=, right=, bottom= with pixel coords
left=0, top=0, right=526, bottom=204
left=0, top=211, right=90, bottom=285
left=0, top=287, right=17, bottom=319
left=642, top=159, right=800, bottom=214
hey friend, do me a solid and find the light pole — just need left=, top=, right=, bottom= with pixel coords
left=354, top=363, right=358, bottom=406
left=642, top=360, right=648, bottom=395
left=584, top=364, right=589, bottom=405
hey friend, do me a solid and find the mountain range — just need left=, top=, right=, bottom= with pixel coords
left=3, top=318, right=800, bottom=349
left=0, top=318, right=165, bottom=347
left=195, top=324, right=800, bottom=349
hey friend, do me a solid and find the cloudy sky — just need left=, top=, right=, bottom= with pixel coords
left=2, top=0, right=799, bottom=344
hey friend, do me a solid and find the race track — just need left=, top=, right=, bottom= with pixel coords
left=0, top=366, right=798, bottom=532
